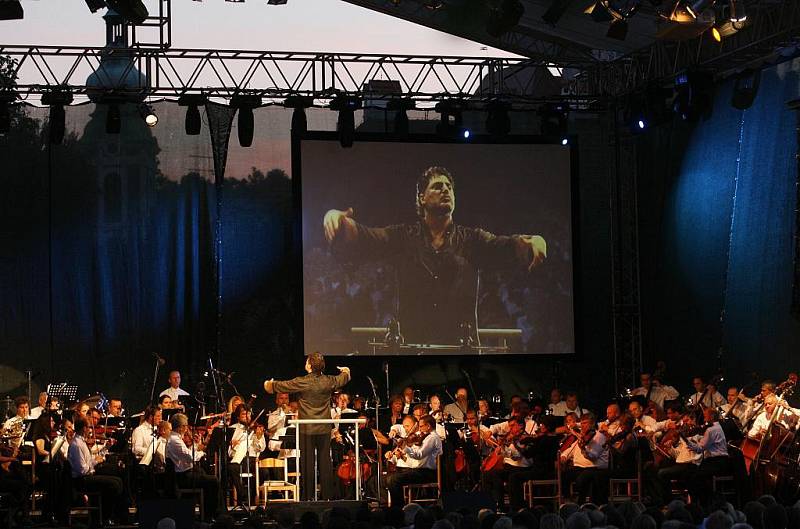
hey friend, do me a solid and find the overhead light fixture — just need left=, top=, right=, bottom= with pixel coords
left=105, top=0, right=149, bottom=24
left=485, top=99, right=511, bottom=137
left=435, top=99, right=467, bottom=139
left=673, top=70, right=714, bottom=121
left=329, top=94, right=362, bottom=148
left=731, top=69, right=761, bottom=110
left=284, top=95, right=313, bottom=135
left=138, top=102, right=158, bottom=127
left=685, top=0, right=715, bottom=19
left=42, top=90, right=74, bottom=145
left=387, top=98, right=415, bottom=138
left=424, top=0, right=444, bottom=9
left=231, top=94, right=262, bottom=147
left=178, top=93, right=207, bottom=136
left=0, top=1, right=23, bottom=20
left=486, top=0, right=524, bottom=37
left=85, top=0, right=106, bottom=13
left=106, top=103, right=121, bottom=134
left=729, top=0, right=746, bottom=22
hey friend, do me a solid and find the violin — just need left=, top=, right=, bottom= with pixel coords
left=559, top=425, right=581, bottom=454
left=578, top=428, right=596, bottom=448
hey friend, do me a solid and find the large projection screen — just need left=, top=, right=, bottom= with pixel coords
left=297, top=133, right=577, bottom=356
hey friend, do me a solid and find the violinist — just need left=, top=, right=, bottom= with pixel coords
left=166, top=413, right=219, bottom=521
left=489, top=401, right=537, bottom=438
left=688, top=376, right=725, bottom=410
left=385, top=414, right=442, bottom=506
left=653, top=409, right=702, bottom=503
left=559, top=412, right=609, bottom=505
left=507, top=415, right=562, bottom=511
left=685, top=408, right=730, bottom=507
left=227, top=404, right=266, bottom=507
left=598, top=404, right=624, bottom=437
left=631, top=372, right=680, bottom=418
left=267, top=392, right=291, bottom=435
left=414, top=404, right=446, bottom=439
left=384, top=416, right=422, bottom=469
left=483, top=417, right=533, bottom=511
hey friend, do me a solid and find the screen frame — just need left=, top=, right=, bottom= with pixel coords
left=292, top=130, right=582, bottom=358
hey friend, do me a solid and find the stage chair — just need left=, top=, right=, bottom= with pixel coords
left=67, top=491, right=103, bottom=527
left=608, top=451, right=642, bottom=503
left=403, top=456, right=442, bottom=505
left=258, top=457, right=298, bottom=502
left=164, top=459, right=204, bottom=520
left=524, top=461, right=561, bottom=510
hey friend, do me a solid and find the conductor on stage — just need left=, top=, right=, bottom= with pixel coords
left=264, top=352, right=351, bottom=500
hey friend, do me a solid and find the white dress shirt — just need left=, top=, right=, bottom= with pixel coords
left=747, top=406, right=800, bottom=438
left=689, top=391, right=725, bottom=409
left=28, top=406, right=44, bottom=421
left=672, top=436, right=703, bottom=465
left=228, top=423, right=267, bottom=459
left=388, top=425, right=422, bottom=469
left=549, top=401, right=567, bottom=416
left=632, top=385, right=680, bottom=411
left=634, top=415, right=659, bottom=432
left=68, top=434, right=96, bottom=477
left=132, top=421, right=157, bottom=460
left=166, top=431, right=200, bottom=472
left=404, top=432, right=443, bottom=470
left=489, top=419, right=537, bottom=437
left=159, top=387, right=191, bottom=401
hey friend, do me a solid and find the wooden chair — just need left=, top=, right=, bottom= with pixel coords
left=524, top=461, right=561, bottom=510
left=608, top=451, right=642, bottom=503
left=258, top=457, right=298, bottom=503
left=403, top=456, right=442, bottom=505
left=712, top=475, right=738, bottom=503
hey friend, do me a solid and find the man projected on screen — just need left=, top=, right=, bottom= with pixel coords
left=323, top=165, right=547, bottom=346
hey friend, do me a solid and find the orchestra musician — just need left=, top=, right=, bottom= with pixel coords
left=507, top=415, right=561, bottom=512
left=443, top=388, right=469, bottom=423
left=631, top=372, right=680, bottom=417
left=107, top=399, right=123, bottom=418
left=28, top=392, right=49, bottom=420
left=166, top=413, right=219, bottom=521
left=68, top=416, right=126, bottom=525
left=227, top=404, right=266, bottom=506
left=0, top=443, right=31, bottom=526
left=428, top=394, right=444, bottom=422
left=402, top=387, right=415, bottom=415
left=384, top=414, right=442, bottom=506
left=139, top=420, right=171, bottom=474
left=263, top=352, right=351, bottom=501
left=2, top=397, right=29, bottom=451
left=747, top=393, right=800, bottom=438
left=559, top=412, right=610, bottom=505
left=483, top=417, right=533, bottom=511
left=563, top=392, right=589, bottom=418
left=132, top=406, right=162, bottom=462
left=159, top=370, right=190, bottom=406
left=688, top=376, right=725, bottom=410
left=477, top=399, right=493, bottom=422
left=549, top=388, right=566, bottom=416
left=685, top=408, right=730, bottom=507
left=653, top=408, right=702, bottom=504
left=489, top=401, right=537, bottom=437
left=383, top=396, right=405, bottom=431
left=267, top=392, right=291, bottom=435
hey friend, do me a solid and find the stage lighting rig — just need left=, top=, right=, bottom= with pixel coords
left=330, top=94, right=362, bottom=148
left=42, top=90, right=74, bottom=145
left=685, top=0, right=715, bottom=19
left=673, top=70, right=714, bottom=121
left=178, top=93, right=208, bottom=136
left=268, top=0, right=289, bottom=4
left=85, top=0, right=106, bottom=13
left=731, top=69, right=760, bottom=110
left=0, top=0, right=23, bottom=21
left=284, top=95, right=313, bottom=135
left=538, top=103, right=569, bottom=141
left=231, top=94, right=262, bottom=147
left=84, top=1, right=149, bottom=24
left=435, top=99, right=468, bottom=139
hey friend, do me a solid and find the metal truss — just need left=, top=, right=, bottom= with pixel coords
left=609, top=111, right=643, bottom=394
left=0, top=45, right=603, bottom=105
left=572, top=0, right=800, bottom=96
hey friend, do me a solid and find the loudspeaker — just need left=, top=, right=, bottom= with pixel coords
left=137, top=498, right=194, bottom=529
left=442, top=490, right=496, bottom=512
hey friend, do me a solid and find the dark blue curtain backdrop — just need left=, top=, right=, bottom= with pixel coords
left=638, top=58, right=800, bottom=384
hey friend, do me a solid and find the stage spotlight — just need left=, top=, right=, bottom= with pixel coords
left=485, top=99, right=511, bottom=137
left=284, top=95, right=313, bottom=135
left=462, top=129, right=471, bottom=139
left=387, top=98, right=415, bottom=138
left=138, top=102, right=158, bottom=127
left=729, top=0, right=746, bottom=22
left=42, top=91, right=73, bottom=145
left=539, top=103, right=568, bottom=138
left=329, top=94, right=362, bottom=148
left=673, top=70, right=714, bottom=121
left=231, top=95, right=261, bottom=148
left=85, top=0, right=106, bottom=13
left=0, top=1, right=23, bottom=20
left=178, top=93, right=207, bottom=136
left=106, top=103, right=121, bottom=134
left=561, top=137, right=569, bottom=146
left=105, top=0, right=149, bottom=24
left=623, top=93, right=648, bottom=134
left=685, top=0, right=715, bottom=19
left=542, top=0, right=574, bottom=26
left=487, top=0, right=524, bottom=37
left=435, top=99, right=467, bottom=139
left=731, top=69, right=761, bottom=110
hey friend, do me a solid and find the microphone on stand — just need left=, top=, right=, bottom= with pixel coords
left=152, top=352, right=166, bottom=366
